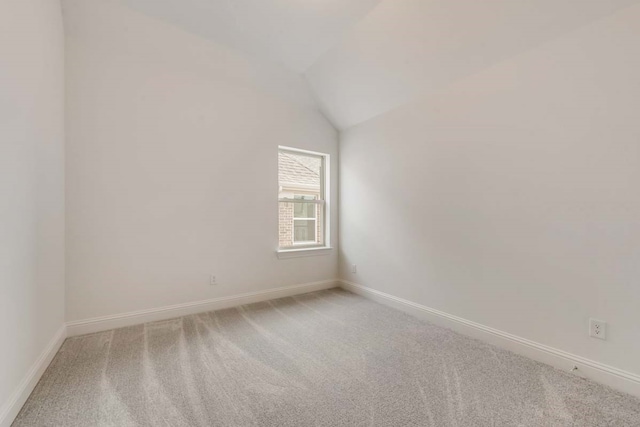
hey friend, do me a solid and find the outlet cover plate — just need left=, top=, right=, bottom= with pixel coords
left=589, top=318, right=607, bottom=340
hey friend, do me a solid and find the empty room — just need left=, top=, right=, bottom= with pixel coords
left=2, top=0, right=640, bottom=425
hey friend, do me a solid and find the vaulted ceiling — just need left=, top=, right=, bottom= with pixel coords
left=116, top=0, right=382, bottom=73
left=116, top=0, right=640, bottom=130
left=306, top=0, right=640, bottom=129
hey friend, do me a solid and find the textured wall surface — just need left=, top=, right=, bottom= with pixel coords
left=0, top=0, right=66, bottom=419
left=63, top=0, right=338, bottom=322
left=339, top=3, right=640, bottom=376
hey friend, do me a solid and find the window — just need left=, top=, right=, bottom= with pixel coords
left=278, top=147, right=328, bottom=251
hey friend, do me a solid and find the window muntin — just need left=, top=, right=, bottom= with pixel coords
left=278, top=148, right=327, bottom=249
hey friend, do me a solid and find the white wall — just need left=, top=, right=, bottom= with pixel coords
left=339, top=4, right=640, bottom=376
left=0, top=0, right=66, bottom=420
left=63, top=0, right=338, bottom=322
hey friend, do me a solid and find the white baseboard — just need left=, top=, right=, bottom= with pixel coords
left=67, top=279, right=339, bottom=337
left=0, top=324, right=67, bottom=427
left=340, top=280, right=640, bottom=399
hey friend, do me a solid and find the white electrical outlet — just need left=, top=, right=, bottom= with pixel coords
left=589, top=318, right=606, bottom=340
left=351, top=264, right=357, bottom=274
left=210, top=275, right=217, bottom=286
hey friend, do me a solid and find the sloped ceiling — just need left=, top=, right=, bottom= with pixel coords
left=306, top=0, right=640, bottom=129
left=115, top=0, right=382, bottom=73
left=115, top=0, right=640, bottom=130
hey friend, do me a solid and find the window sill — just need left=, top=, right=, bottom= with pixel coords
left=276, top=247, right=333, bottom=259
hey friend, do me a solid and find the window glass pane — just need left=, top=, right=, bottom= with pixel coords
left=279, top=200, right=295, bottom=248
left=293, top=201, right=316, bottom=219
left=316, top=205, right=324, bottom=246
left=278, top=200, right=324, bottom=248
left=294, top=220, right=316, bottom=243
left=278, top=152, right=321, bottom=191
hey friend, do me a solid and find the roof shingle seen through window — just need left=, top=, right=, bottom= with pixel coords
left=278, top=152, right=321, bottom=189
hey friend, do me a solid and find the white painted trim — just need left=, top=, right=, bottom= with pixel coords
left=0, top=324, right=67, bottom=427
left=277, top=247, right=333, bottom=259
left=278, top=145, right=328, bottom=158
left=67, top=280, right=339, bottom=337
left=340, top=280, right=640, bottom=399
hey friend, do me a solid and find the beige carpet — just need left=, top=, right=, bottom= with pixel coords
left=14, top=289, right=640, bottom=426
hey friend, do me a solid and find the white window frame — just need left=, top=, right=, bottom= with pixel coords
left=277, top=146, right=331, bottom=257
